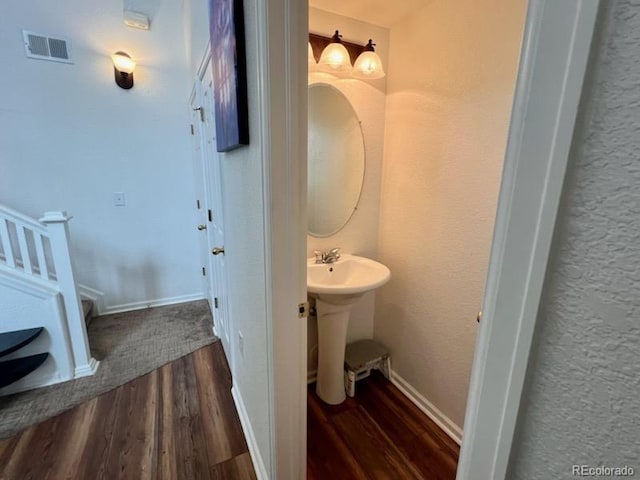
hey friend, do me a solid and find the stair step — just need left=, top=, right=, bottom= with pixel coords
left=0, top=352, right=49, bottom=388
left=0, top=327, right=45, bottom=359
left=82, top=299, right=94, bottom=327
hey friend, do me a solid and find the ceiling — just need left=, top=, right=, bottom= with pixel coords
left=308, top=0, right=432, bottom=28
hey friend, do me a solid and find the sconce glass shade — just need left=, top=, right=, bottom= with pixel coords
left=112, top=51, right=135, bottom=89
left=112, top=52, right=136, bottom=74
left=318, top=31, right=352, bottom=73
left=352, top=40, right=385, bottom=79
left=308, top=42, right=317, bottom=69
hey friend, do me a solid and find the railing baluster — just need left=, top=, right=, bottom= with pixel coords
left=34, top=233, right=50, bottom=280
left=0, top=219, right=16, bottom=268
left=16, top=225, right=33, bottom=274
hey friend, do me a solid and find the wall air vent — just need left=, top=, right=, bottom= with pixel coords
left=22, top=30, right=72, bottom=64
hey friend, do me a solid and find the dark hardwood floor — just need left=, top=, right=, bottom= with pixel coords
left=0, top=342, right=256, bottom=480
left=308, top=372, right=460, bottom=480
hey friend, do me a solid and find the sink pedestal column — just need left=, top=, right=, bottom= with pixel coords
left=315, top=297, right=355, bottom=405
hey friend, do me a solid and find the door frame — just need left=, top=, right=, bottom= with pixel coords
left=456, top=1, right=599, bottom=477
left=263, top=0, right=600, bottom=478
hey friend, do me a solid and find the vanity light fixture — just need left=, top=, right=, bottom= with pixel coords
left=111, top=51, right=136, bottom=89
left=309, top=31, right=385, bottom=80
left=352, top=39, right=385, bottom=79
left=308, top=41, right=317, bottom=70
left=317, top=30, right=352, bottom=73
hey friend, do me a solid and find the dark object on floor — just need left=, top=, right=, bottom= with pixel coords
left=344, top=339, right=390, bottom=398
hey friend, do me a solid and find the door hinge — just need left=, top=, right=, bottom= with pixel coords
left=208, top=209, right=213, bottom=222
left=193, top=106, right=205, bottom=122
left=298, top=301, right=309, bottom=318
left=190, top=124, right=195, bottom=135
left=214, top=297, right=219, bottom=309
left=196, top=199, right=201, bottom=209
left=202, top=267, right=206, bottom=276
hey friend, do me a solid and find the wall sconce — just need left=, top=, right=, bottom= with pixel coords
left=111, top=51, right=136, bottom=89
left=309, top=31, right=385, bottom=80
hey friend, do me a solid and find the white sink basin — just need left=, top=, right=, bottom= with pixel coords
left=307, top=254, right=390, bottom=296
left=308, top=254, right=390, bottom=405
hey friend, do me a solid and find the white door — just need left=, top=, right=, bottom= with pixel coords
left=199, top=62, right=231, bottom=356
left=189, top=91, right=211, bottom=300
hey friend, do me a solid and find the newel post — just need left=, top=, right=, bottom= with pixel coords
left=40, top=211, right=97, bottom=377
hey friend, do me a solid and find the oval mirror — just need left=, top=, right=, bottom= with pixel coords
left=307, top=84, right=365, bottom=237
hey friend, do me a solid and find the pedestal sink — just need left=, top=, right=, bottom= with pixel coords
left=307, top=254, right=391, bottom=404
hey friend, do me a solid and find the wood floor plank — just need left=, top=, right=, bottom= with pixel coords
left=193, top=346, right=248, bottom=466
left=46, top=395, right=98, bottom=479
left=401, top=430, right=460, bottom=480
left=157, top=363, right=178, bottom=480
left=210, top=452, right=257, bottom=480
left=74, top=387, right=122, bottom=479
left=0, top=426, right=36, bottom=479
left=331, top=405, right=424, bottom=480
left=102, top=369, right=158, bottom=480
left=307, top=393, right=370, bottom=480
left=10, top=411, right=68, bottom=479
left=308, top=373, right=460, bottom=479
left=170, top=355, right=211, bottom=480
left=0, top=342, right=252, bottom=480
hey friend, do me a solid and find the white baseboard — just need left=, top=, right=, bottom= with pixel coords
left=77, top=284, right=105, bottom=315
left=102, top=293, right=207, bottom=315
left=307, top=369, right=317, bottom=384
left=74, top=357, right=100, bottom=378
left=390, top=370, right=463, bottom=445
left=307, top=366, right=462, bottom=445
left=231, top=384, right=269, bottom=480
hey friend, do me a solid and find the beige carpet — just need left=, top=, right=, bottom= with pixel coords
left=0, top=299, right=218, bottom=439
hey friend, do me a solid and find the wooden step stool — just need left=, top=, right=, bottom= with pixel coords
left=344, top=339, right=390, bottom=398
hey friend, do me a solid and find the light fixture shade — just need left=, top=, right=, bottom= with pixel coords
left=112, top=52, right=136, bottom=74
left=318, top=31, right=352, bottom=73
left=352, top=40, right=385, bottom=79
left=112, top=51, right=135, bottom=89
left=308, top=42, right=317, bottom=69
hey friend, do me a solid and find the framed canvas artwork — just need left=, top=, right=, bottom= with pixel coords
left=208, top=0, right=249, bottom=152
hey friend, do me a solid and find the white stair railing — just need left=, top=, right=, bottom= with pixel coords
left=0, top=205, right=96, bottom=378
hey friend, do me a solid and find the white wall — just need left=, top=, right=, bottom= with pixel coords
left=509, top=1, right=640, bottom=477
left=374, top=0, right=526, bottom=429
left=0, top=0, right=203, bottom=311
left=183, top=0, right=273, bottom=474
left=307, top=8, right=389, bottom=374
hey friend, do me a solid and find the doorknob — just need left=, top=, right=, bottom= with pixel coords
left=197, top=224, right=207, bottom=230
left=211, top=247, right=225, bottom=255
left=477, top=311, right=483, bottom=323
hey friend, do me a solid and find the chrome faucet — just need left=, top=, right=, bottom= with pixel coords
left=313, top=248, right=341, bottom=264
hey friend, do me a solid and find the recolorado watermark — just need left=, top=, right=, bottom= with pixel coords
left=572, top=465, right=636, bottom=477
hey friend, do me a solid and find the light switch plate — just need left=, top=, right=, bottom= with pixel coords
left=113, top=192, right=125, bottom=206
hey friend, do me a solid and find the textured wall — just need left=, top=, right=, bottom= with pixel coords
left=374, top=0, right=526, bottom=428
left=509, top=1, right=640, bottom=477
left=0, top=0, right=202, bottom=310
left=307, top=8, right=389, bottom=373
